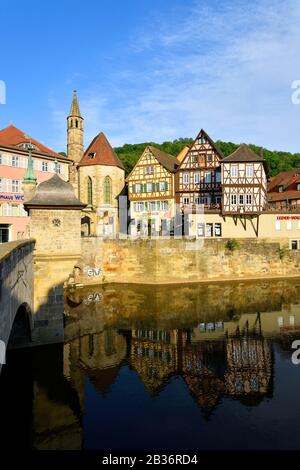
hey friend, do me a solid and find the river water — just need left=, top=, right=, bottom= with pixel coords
left=1, top=279, right=300, bottom=450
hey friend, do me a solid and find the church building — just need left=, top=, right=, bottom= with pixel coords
left=66, top=91, right=125, bottom=236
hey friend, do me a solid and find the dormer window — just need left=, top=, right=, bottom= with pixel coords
left=279, top=185, right=284, bottom=193
left=89, top=152, right=96, bottom=159
left=16, top=142, right=38, bottom=151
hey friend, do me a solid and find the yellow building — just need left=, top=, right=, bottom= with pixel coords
left=127, top=145, right=179, bottom=236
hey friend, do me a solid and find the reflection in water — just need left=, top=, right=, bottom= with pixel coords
left=2, top=279, right=300, bottom=449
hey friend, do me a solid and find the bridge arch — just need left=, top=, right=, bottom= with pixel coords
left=8, top=302, right=32, bottom=349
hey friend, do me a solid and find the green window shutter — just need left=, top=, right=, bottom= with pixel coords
left=165, top=181, right=168, bottom=191
left=152, top=182, right=155, bottom=192
left=143, top=184, right=147, bottom=193
left=156, top=182, right=159, bottom=192
left=132, top=184, right=136, bottom=194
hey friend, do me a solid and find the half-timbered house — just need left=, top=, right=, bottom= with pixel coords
left=221, top=144, right=268, bottom=215
left=127, top=146, right=179, bottom=235
left=175, top=129, right=224, bottom=210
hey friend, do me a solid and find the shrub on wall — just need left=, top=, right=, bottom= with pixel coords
left=225, top=239, right=240, bottom=252
left=279, top=245, right=290, bottom=260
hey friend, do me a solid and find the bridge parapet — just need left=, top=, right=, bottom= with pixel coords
left=0, top=240, right=35, bottom=365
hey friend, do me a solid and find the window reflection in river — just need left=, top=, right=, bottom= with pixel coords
left=2, top=279, right=300, bottom=450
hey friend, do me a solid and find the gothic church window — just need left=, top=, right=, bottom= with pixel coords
left=87, top=176, right=93, bottom=205
left=104, top=176, right=112, bottom=204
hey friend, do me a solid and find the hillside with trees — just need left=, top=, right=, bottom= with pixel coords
left=113, top=139, right=300, bottom=177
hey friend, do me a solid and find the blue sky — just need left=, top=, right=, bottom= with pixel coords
left=1, top=0, right=300, bottom=152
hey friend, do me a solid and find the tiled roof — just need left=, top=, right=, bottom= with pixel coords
left=222, top=143, right=264, bottom=163
left=268, top=168, right=300, bottom=192
left=198, top=129, right=225, bottom=159
left=0, top=124, right=66, bottom=160
left=69, top=91, right=82, bottom=118
left=268, top=190, right=300, bottom=202
left=148, top=146, right=179, bottom=172
left=78, top=132, right=125, bottom=170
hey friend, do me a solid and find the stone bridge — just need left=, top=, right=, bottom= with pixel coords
left=0, top=240, right=35, bottom=368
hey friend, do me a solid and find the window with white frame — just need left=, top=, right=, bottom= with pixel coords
left=183, top=197, right=190, bottom=205
left=239, top=194, right=244, bottom=205
left=183, top=173, right=189, bottom=184
left=206, top=223, right=213, bottom=237
left=246, top=194, right=252, bottom=205
left=194, top=173, right=200, bottom=184
left=197, top=223, right=205, bottom=237
left=215, top=223, right=222, bottom=237
left=275, top=220, right=281, bottom=231
left=246, top=165, right=254, bottom=177
left=231, top=165, right=238, bottom=177
left=161, top=201, right=169, bottom=210
left=201, top=196, right=209, bottom=204
left=137, top=202, right=144, bottom=211
left=42, top=161, right=48, bottom=172
left=146, top=182, right=152, bottom=192
left=159, top=181, right=167, bottom=191
left=207, top=153, right=212, bottom=162
left=11, top=156, right=19, bottom=167
left=231, top=194, right=237, bottom=205
left=0, top=178, right=3, bottom=192
left=11, top=204, right=19, bottom=216
left=287, top=220, right=292, bottom=230
left=215, top=171, right=221, bottom=183
left=11, top=180, right=20, bottom=193
left=145, top=165, right=154, bottom=175
left=204, top=171, right=211, bottom=183
left=151, top=201, right=156, bottom=211
left=2, top=204, right=9, bottom=216
left=135, top=183, right=141, bottom=193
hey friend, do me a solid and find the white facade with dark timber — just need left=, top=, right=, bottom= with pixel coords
left=221, top=144, right=268, bottom=215
left=175, top=129, right=224, bottom=209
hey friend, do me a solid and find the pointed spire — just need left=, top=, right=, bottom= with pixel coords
left=69, top=90, right=82, bottom=118
left=23, top=145, right=37, bottom=182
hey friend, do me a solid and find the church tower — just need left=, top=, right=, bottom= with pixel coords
left=67, top=90, right=84, bottom=163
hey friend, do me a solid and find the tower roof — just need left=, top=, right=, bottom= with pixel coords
left=78, top=132, right=125, bottom=170
left=24, top=174, right=86, bottom=208
left=69, top=90, right=82, bottom=118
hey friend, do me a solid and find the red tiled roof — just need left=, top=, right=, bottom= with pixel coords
left=268, top=190, right=300, bottom=202
left=78, top=131, right=125, bottom=170
left=268, top=168, right=300, bottom=192
left=0, top=124, right=66, bottom=160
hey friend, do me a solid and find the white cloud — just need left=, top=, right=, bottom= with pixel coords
left=50, top=0, right=300, bottom=152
